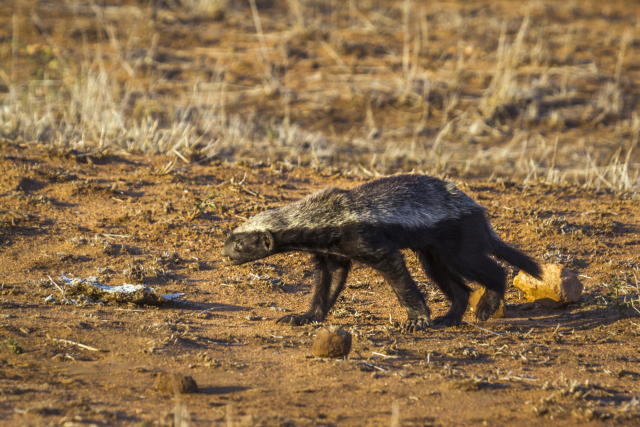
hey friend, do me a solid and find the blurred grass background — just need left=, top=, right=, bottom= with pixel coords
left=0, top=0, right=638, bottom=191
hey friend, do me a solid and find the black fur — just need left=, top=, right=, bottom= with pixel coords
left=221, top=175, right=541, bottom=331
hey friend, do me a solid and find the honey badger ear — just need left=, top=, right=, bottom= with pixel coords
left=262, top=230, right=274, bottom=251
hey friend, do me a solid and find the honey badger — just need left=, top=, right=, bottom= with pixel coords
left=221, top=174, right=541, bottom=332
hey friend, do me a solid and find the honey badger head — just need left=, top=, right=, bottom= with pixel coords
left=222, top=208, right=284, bottom=264
left=221, top=230, right=275, bottom=265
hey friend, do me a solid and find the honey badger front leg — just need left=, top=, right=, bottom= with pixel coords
left=363, top=250, right=432, bottom=332
left=276, top=254, right=352, bottom=326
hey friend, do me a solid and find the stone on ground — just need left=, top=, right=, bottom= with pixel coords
left=513, top=264, right=583, bottom=308
left=468, top=288, right=505, bottom=318
left=312, top=325, right=352, bottom=358
left=153, top=372, right=198, bottom=394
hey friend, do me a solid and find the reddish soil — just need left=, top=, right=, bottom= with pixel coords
left=1, top=147, right=640, bottom=426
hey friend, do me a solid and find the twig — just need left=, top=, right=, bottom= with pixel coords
left=114, top=308, right=144, bottom=312
left=318, top=39, right=351, bottom=73
left=48, top=275, right=65, bottom=299
left=462, top=320, right=503, bottom=337
left=500, top=372, right=539, bottom=382
left=157, top=161, right=176, bottom=175
left=75, top=134, right=125, bottom=158
left=391, top=400, right=400, bottom=427
left=101, top=233, right=131, bottom=238
left=372, top=351, right=400, bottom=359
left=49, top=336, right=103, bottom=352
left=359, top=362, right=388, bottom=372
left=241, top=187, right=259, bottom=197
left=198, top=307, right=215, bottom=316
left=173, top=153, right=220, bottom=172
left=171, top=148, right=189, bottom=164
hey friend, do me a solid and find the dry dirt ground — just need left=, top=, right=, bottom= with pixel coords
left=1, top=148, right=640, bottom=426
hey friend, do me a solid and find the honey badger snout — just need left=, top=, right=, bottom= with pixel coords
left=220, top=230, right=275, bottom=265
left=220, top=245, right=230, bottom=257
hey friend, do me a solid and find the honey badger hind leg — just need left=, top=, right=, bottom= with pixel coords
left=361, top=250, right=432, bottom=333
left=417, top=249, right=470, bottom=327
left=464, top=255, right=506, bottom=321
left=276, top=253, right=351, bottom=326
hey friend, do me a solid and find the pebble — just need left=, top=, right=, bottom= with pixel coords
left=311, top=325, right=352, bottom=358
left=153, top=372, right=198, bottom=394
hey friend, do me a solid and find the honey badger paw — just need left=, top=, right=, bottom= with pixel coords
left=404, top=316, right=432, bottom=333
left=275, top=314, right=316, bottom=326
left=474, top=304, right=494, bottom=322
left=433, top=303, right=465, bottom=327
left=433, top=315, right=462, bottom=327
left=474, top=292, right=502, bottom=322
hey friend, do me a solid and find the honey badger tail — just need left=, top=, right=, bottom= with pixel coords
left=490, top=230, right=542, bottom=280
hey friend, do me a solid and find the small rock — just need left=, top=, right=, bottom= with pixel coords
left=153, top=372, right=198, bottom=394
left=311, top=325, right=352, bottom=358
left=468, top=288, right=505, bottom=318
left=513, top=264, right=583, bottom=308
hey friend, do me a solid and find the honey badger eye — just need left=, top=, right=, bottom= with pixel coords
left=234, top=241, right=243, bottom=251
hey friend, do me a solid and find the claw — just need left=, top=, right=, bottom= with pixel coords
left=403, top=316, right=431, bottom=333
left=474, top=313, right=490, bottom=322
left=475, top=302, right=497, bottom=322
